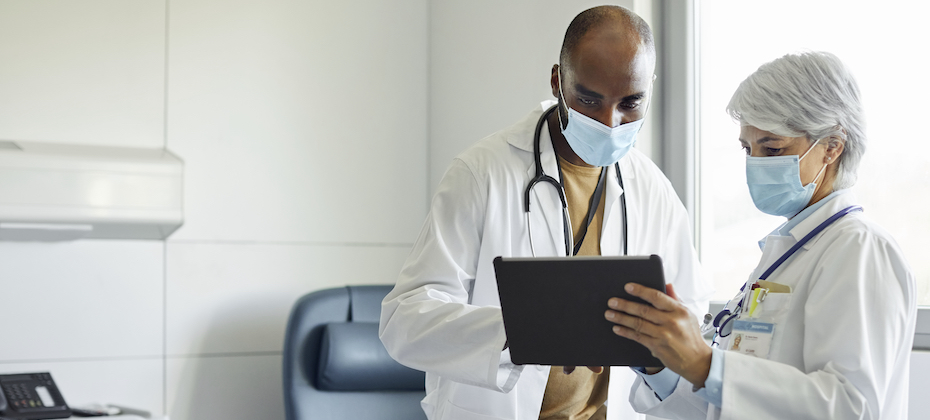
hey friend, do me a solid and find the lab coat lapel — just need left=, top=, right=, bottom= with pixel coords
left=601, top=156, right=635, bottom=256
left=787, top=190, right=859, bottom=251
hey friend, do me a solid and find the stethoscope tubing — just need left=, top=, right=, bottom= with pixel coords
left=709, top=205, right=864, bottom=343
left=525, top=104, right=628, bottom=257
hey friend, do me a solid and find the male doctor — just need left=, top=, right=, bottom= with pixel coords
left=380, top=6, right=713, bottom=420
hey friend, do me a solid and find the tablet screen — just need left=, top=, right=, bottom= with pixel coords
left=493, top=255, right=665, bottom=367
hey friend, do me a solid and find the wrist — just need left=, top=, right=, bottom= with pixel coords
left=683, top=346, right=713, bottom=388
left=644, top=367, right=664, bottom=375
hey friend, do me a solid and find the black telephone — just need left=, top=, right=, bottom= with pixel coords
left=0, top=373, right=71, bottom=420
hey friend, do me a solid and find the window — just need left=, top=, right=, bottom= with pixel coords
left=696, top=0, right=930, bottom=305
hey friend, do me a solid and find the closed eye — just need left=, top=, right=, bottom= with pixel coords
left=578, top=97, right=597, bottom=106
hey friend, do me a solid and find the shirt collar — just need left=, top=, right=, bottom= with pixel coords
left=758, top=189, right=850, bottom=250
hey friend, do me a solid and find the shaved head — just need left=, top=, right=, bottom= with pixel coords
left=547, top=5, right=656, bottom=167
left=559, top=5, right=655, bottom=71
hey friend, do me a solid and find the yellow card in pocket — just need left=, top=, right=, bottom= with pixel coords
left=747, top=288, right=762, bottom=317
left=756, top=280, right=791, bottom=293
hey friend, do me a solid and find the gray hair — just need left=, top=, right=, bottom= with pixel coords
left=727, top=51, right=866, bottom=189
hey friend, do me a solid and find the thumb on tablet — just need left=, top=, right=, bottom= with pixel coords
left=665, top=284, right=681, bottom=302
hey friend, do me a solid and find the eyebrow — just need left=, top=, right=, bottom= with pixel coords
left=574, top=83, right=604, bottom=99
left=738, top=136, right=782, bottom=144
left=574, top=83, right=646, bottom=101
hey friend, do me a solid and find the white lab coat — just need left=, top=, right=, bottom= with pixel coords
left=629, top=190, right=917, bottom=420
left=380, top=101, right=714, bottom=420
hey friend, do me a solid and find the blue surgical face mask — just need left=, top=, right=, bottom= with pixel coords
left=745, top=139, right=828, bottom=218
left=557, top=69, right=645, bottom=167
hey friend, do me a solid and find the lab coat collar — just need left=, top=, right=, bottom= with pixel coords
left=758, top=189, right=859, bottom=250
left=787, top=189, right=859, bottom=246
left=506, top=100, right=556, bottom=153
left=600, top=161, right=626, bottom=255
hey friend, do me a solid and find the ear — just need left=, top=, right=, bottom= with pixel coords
left=824, top=135, right=845, bottom=165
left=550, top=64, right=561, bottom=98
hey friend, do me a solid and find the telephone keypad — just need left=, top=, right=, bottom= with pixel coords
left=0, top=372, right=70, bottom=419
left=2, top=383, right=41, bottom=409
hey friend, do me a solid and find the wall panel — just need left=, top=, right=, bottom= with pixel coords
left=165, top=242, right=408, bottom=356
left=0, top=0, right=166, bottom=147
left=166, top=0, right=428, bottom=244
left=0, top=241, right=163, bottom=361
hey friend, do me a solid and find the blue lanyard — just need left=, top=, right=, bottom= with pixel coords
left=708, top=205, right=863, bottom=343
left=758, top=205, right=863, bottom=280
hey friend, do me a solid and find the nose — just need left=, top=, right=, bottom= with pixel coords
left=591, top=107, right=624, bottom=128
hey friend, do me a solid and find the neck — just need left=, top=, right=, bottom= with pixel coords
left=807, top=185, right=834, bottom=209
left=547, top=106, right=593, bottom=167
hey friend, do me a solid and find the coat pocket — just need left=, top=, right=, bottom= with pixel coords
left=746, top=292, right=792, bottom=323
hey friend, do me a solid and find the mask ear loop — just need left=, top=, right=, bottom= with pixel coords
left=799, top=139, right=829, bottom=187
left=798, top=138, right=821, bottom=161
left=556, top=67, right=569, bottom=130
left=810, top=160, right=829, bottom=187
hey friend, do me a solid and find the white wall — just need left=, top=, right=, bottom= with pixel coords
left=427, top=0, right=636, bottom=192
left=0, top=2, right=427, bottom=420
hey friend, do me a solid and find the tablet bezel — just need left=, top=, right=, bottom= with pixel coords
left=493, top=255, right=666, bottom=367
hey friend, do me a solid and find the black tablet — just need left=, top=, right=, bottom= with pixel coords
left=493, top=255, right=666, bottom=367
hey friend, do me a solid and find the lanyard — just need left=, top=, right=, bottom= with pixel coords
left=556, top=162, right=608, bottom=256
left=757, top=205, right=863, bottom=280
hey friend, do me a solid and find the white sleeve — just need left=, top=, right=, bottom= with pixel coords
left=379, top=158, right=521, bottom=392
left=717, top=228, right=915, bottom=420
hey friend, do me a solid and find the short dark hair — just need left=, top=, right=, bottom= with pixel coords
left=559, top=5, right=655, bottom=70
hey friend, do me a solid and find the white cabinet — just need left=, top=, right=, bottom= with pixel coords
left=0, top=141, right=183, bottom=240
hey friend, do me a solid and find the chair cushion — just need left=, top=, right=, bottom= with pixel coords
left=348, top=286, right=389, bottom=323
left=316, top=322, right=425, bottom=391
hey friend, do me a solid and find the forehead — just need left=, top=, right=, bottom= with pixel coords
left=566, top=28, right=654, bottom=96
left=739, top=125, right=778, bottom=141
left=739, top=125, right=807, bottom=145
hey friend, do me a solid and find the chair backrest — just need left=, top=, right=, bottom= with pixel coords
left=282, top=285, right=426, bottom=420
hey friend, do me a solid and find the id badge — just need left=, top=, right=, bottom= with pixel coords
left=728, top=320, right=775, bottom=359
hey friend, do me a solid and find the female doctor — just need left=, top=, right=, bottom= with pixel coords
left=603, top=51, right=917, bottom=419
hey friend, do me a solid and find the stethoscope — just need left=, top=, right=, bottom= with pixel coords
left=703, top=204, right=864, bottom=345
left=523, top=104, right=628, bottom=257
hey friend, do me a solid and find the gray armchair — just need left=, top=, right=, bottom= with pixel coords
left=282, top=285, right=426, bottom=420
